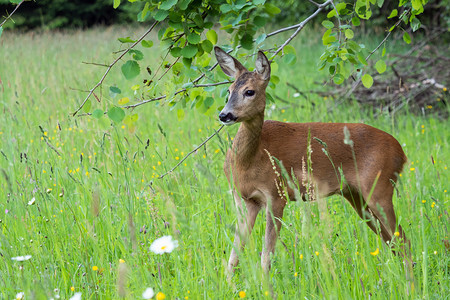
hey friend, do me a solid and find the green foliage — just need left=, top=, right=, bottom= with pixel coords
left=317, top=0, right=429, bottom=88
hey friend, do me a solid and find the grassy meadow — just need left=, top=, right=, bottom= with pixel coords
left=0, top=26, right=449, bottom=299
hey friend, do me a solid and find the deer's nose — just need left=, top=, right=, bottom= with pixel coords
left=219, top=112, right=237, bottom=124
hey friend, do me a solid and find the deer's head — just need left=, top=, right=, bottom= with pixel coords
left=214, top=47, right=271, bottom=125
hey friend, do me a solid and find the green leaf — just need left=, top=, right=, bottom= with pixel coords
left=160, top=0, right=177, bottom=10
left=270, top=75, right=280, bottom=85
left=121, top=60, right=140, bottom=80
left=170, top=47, right=182, bottom=57
left=388, top=9, right=398, bottom=19
left=329, top=65, right=336, bottom=75
left=92, top=109, right=104, bottom=119
left=283, top=53, right=296, bottom=65
left=154, top=10, right=169, bottom=21
left=141, top=40, right=153, bottom=48
left=203, top=97, right=214, bottom=109
left=83, top=99, right=92, bottom=113
left=327, top=9, right=337, bottom=18
left=206, top=30, right=218, bottom=45
left=118, top=97, right=130, bottom=105
left=361, top=74, right=373, bottom=88
left=283, top=45, right=296, bottom=55
left=187, top=33, right=201, bottom=44
left=333, top=73, right=345, bottom=84
left=113, top=0, right=120, bottom=9
left=107, top=107, right=126, bottom=124
left=0, top=27, right=3, bottom=39
left=403, top=32, right=411, bottom=44
left=336, top=2, right=347, bottom=12
left=253, top=16, right=267, bottom=27
left=255, top=33, right=266, bottom=45
left=183, top=57, right=192, bottom=68
left=240, top=33, right=253, bottom=50
left=177, top=109, right=185, bottom=121
left=110, top=86, right=121, bottom=96
left=322, top=20, right=334, bottom=29
left=345, top=29, right=354, bottom=39
left=411, top=17, right=421, bottom=32
left=411, top=0, right=423, bottom=12
left=201, top=40, right=213, bottom=53
left=381, top=45, right=386, bottom=57
left=181, top=44, right=198, bottom=58
left=264, top=3, right=281, bottom=16
left=178, top=0, right=191, bottom=9
left=129, top=49, right=143, bottom=60
left=118, top=37, right=136, bottom=43
left=357, top=53, right=368, bottom=65
left=375, top=60, right=386, bottom=74
left=351, top=17, right=361, bottom=26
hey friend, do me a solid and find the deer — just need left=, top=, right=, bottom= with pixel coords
left=214, top=46, right=410, bottom=275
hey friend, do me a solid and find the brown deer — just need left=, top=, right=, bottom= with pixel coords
left=214, top=46, right=409, bottom=274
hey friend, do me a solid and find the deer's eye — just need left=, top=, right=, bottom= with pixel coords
left=245, top=90, right=255, bottom=97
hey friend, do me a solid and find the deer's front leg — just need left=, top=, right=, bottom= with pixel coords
left=261, top=199, right=286, bottom=273
left=228, top=191, right=261, bottom=275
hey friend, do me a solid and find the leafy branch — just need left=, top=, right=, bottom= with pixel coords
left=72, top=21, right=158, bottom=116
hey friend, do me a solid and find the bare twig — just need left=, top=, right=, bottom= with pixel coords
left=82, top=61, right=109, bottom=67
left=271, top=0, right=332, bottom=58
left=123, top=95, right=167, bottom=109
left=158, top=125, right=225, bottom=179
left=72, top=21, right=159, bottom=116
left=158, top=56, right=181, bottom=81
left=194, top=81, right=230, bottom=88
left=0, top=0, right=25, bottom=28
left=366, top=8, right=411, bottom=61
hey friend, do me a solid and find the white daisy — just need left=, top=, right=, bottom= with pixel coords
left=11, top=255, right=32, bottom=261
left=150, top=235, right=178, bottom=254
left=69, top=292, right=82, bottom=300
left=15, top=292, right=24, bottom=300
left=142, top=287, right=155, bottom=299
left=28, top=197, right=36, bottom=205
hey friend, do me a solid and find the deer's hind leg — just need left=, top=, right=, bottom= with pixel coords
left=363, top=178, right=410, bottom=249
left=342, top=188, right=385, bottom=238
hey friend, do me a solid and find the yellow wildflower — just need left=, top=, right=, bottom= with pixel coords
left=370, top=248, right=379, bottom=256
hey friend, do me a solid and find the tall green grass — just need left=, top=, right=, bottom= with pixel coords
left=0, top=26, right=448, bottom=299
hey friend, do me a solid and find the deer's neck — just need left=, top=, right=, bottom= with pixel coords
left=232, top=112, right=264, bottom=166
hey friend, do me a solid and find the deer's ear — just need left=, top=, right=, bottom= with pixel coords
left=255, top=51, right=271, bottom=81
left=214, top=47, right=247, bottom=78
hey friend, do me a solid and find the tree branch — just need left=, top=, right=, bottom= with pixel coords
left=158, top=125, right=225, bottom=179
left=72, top=21, right=159, bottom=116
left=271, top=0, right=332, bottom=58
left=0, top=0, right=25, bottom=28
left=365, top=8, right=411, bottom=61
left=344, top=8, right=412, bottom=99
left=76, top=2, right=331, bottom=116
